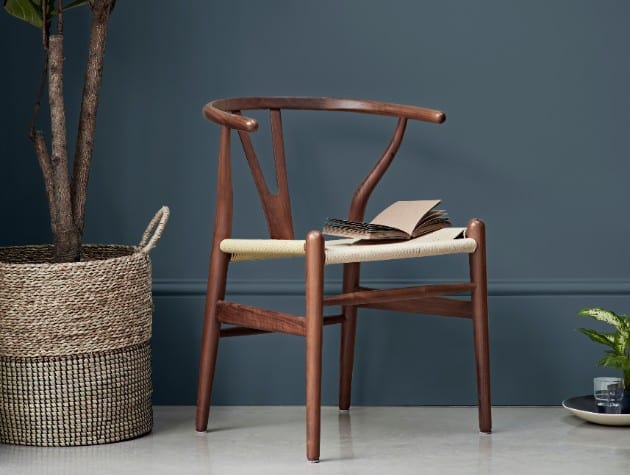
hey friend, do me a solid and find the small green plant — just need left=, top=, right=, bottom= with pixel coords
left=578, top=308, right=630, bottom=388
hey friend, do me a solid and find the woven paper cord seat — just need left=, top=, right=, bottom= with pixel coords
left=220, top=227, right=476, bottom=264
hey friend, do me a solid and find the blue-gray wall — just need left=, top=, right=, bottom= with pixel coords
left=2, top=1, right=630, bottom=406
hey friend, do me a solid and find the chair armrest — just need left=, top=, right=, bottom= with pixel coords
left=203, top=101, right=259, bottom=132
left=328, top=98, right=446, bottom=123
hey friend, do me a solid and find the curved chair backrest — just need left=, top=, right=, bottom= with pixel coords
left=203, top=97, right=446, bottom=240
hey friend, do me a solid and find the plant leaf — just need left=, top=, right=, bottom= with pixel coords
left=5, top=0, right=90, bottom=27
left=618, top=317, right=630, bottom=337
left=49, top=0, right=88, bottom=14
left=578, top=308, right=624, bottom=328
left=4, top=0, right=43, bottom=27
left=578, top=328, right=616, bottom=348
left=48, top=0, right=89, bottom=17
left=613, top=333, right=628, bottom=356
left=599, top=353, right=630, bottom=372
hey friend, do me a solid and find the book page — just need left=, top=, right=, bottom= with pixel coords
left=369, top=200, right=441, bottom=237
left=322, top=219, right=408, bottom=240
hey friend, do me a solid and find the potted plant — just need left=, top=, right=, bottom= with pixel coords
left=578, top=307, right=630, bottom=409
left=0, top=0, right=168, bottom=446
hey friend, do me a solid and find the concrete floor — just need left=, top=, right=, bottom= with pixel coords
left=1, top=406, right=629, bottom=475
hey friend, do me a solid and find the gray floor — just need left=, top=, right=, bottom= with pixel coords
left=1, top=406, right=629, bottom=475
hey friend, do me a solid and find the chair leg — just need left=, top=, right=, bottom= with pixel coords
left=195, top=248, right=230, bottom=432
left=467, top=219, right=492, bottom=433
left=305, top=231, right=325, bottom=462
left=339, top=262, right=360, bottom=410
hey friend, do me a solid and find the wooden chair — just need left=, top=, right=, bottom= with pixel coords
left=195, top=97, right=491, bottom=462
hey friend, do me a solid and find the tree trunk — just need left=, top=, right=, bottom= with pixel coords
left=32, top=131, right=58, bottom=238
left=48, top=34, right=80, bottom=262
left=71, top=0, right=115, bottom=238
left=28, top=1, right=115, bottom=262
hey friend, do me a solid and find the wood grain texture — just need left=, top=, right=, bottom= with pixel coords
left=324, top=283, right=475, bottom=307
left=216, top=301, right=307, bottom=337
left=305, top=231, right=325, bottom=462
left=361, top=297, right=473, bottom=319
left=219, top=315, right=345, bottom=338
left=339, top=262, right=360, bottom=410
left=204, top=97, right=446, bottom=131
left=467, top=218, right=492, bottom=433
left=195, top=126, right=233, bottom=432
left=236, top=132, right=294, bottom=239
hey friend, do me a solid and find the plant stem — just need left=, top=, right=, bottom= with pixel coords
left=33, top=132, right=58, bottom=237
left=41, top=0, right=48, bottom=48
left=71, top=0, right=114, bottom=237
left=29, top=55, right=49, bottom=142
left=48, top=34, right=80, bottom=262
left=29, top=1, right=58, bottom=236
left=29, top=0, right=50, bottom=140
left=57, top=0, right=63, bottom=35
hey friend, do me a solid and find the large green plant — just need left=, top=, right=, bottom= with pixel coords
left=578, top=308, right=630, bottom=388
left=4, top=0, right=116, bottom=262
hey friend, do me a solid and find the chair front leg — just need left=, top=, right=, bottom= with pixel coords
left=195, top=245, right=230, bottom=432
left=305, top=231, right=325, bottom=462
left=467, top=218, right=492, bottom=433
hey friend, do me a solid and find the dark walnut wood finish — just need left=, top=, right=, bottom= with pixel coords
left=196, top=97, right=491, bottom=461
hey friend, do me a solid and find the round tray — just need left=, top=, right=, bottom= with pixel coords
left=562, top=395, right=630, bottom=426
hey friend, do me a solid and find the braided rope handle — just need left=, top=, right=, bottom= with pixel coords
left=139, top=206, right=170, bottom=253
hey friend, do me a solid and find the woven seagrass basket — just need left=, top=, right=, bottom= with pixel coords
left=0, top=207, right=169, bottom=446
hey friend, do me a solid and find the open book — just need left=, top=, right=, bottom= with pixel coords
left=323, top=200, right=451, bottom=241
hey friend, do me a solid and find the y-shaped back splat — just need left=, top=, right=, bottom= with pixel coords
left=236, top=109, right=295, bottom=239
left=236, top=113, right=409, bottom=235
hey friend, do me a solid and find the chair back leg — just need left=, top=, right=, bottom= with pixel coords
left=467, top=219, right=492, bottom=433
left=195, top=248, right=230, bottom=432
left=339, top=262, right=360, bottom=410
left=305, top=231, right=325, bottom=462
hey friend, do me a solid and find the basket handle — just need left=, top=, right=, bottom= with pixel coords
left=139, top=206, right=170, bottom=253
